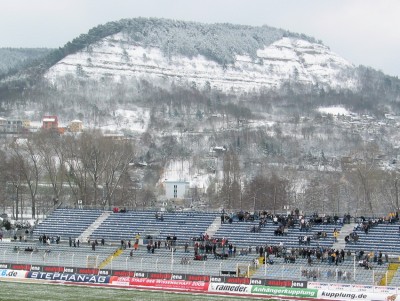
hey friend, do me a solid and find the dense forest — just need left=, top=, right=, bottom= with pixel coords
left=0, top=48, right=53, bottom=77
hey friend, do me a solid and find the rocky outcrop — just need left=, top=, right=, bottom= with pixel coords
left=45, top=33, right=356, bottom=92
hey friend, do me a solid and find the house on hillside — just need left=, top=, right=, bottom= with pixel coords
left=22, top=120, right=30, bottom=128
left=209, top=146, right=227, bottom=156
left=42, top=116, right=58, bottom=130
left=0, top=118, right=31, bottom=134
left=164, top=179, right=189, bottom=200
left=6, top=119, right=24, bottom=133
left=69, top=120, right=83, bottom=132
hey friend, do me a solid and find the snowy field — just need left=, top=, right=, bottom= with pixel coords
left=0, top=281, right=277, bottom=301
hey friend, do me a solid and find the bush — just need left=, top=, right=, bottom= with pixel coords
left=2, top=220, right=11, bottom=231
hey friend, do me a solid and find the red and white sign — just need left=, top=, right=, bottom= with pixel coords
left=110, top=276, right=208, bottom=291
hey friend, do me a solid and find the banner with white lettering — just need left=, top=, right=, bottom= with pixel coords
left=126, top=277, right=209, bottom=291
left=26, top=271, right=110, bottom=284
left=251, top=285, right=318, bottom=298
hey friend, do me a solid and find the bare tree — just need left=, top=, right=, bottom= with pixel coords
left=80, top=131, right=108, bottom=206
left=220, top=150, right=240, bottom=209
left=353, top=142, right=382, bottom=215
left=242, top=174, right=288, bottom=213
left=63, top=135, right=90, bottom=206
left=2, top=152, right=23, bottom=219
left=35, top=132, right=66, bottom=204
left=102, top=139, right=135, bottom=208
left=0, top=150, right=7, bottom=212
left=9, top=139, right=42, bottom=218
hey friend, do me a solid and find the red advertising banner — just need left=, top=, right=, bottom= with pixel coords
left=225, top=277, right=250, bottom=285
left=147, top=272, right=172, bottom=279
left=186, top=275, right=209, bottom=282
left=43, top=266, right=64, bottom=273
left=112, top=270, right=135, bottom=277
left=10, top=264, right=31, bottom=271
left=77, top=268, right=99, bottom=275
left=110, top=276, right=209, bottom=291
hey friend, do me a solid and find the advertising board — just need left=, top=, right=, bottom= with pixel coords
left=26, top=271, right=110, bottom=284
left=252, top=285, right=318, bottom=298
left=0, top=269, right=27, bottom=278
left=208, top=283, right=252, bottom=294
left=126, top=277, right=209, bottom=291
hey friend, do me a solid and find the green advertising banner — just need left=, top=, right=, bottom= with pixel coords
left=252, top=285, right=318, bottom=298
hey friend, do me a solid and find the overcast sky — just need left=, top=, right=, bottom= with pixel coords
left=1, top=0, right=399, bottom=77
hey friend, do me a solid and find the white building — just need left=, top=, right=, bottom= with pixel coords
left=164, top=179, right=189, bottom=200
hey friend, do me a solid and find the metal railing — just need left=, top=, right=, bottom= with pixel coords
left=0, top=246, right=389, bottom=286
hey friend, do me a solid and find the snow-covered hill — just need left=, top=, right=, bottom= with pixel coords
left=45, top=32, right=356, bottom=92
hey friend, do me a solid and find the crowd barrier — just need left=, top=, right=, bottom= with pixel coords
left=0, top=263, right=398, bottom=301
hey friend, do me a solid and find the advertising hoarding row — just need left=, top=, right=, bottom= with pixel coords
left=0, top=265, right=398, bottom=301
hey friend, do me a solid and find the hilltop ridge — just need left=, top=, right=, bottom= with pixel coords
left=42, top=18, right=355, bottom=92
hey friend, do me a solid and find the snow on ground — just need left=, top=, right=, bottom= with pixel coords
left=162, top=159, right=211, bottom=191
left=317, top=106, right=351, bottom=116
left=93, top=107, right=150, bottom=134
left=45, top=33, right=357, bottom=92
left=163, top=160, right=191, bottom=181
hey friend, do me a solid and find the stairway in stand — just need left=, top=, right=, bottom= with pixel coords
left=332, top=223, right=357, bottom=250
left=206, top=216, right=222, bottom=238
left=78, top=211, right=111, bottom=244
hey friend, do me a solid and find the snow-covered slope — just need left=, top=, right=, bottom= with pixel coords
left=45, top=33, right=356, bottom=91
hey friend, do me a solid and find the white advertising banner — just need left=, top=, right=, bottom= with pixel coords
left=208, top=283, right=252, bottom=295
left=0, top=269, right=27, bottom=279
left=309, top=281, right=398, bottom=294
left=317, top=290, right=399, bottom=301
